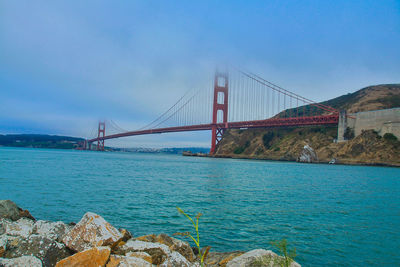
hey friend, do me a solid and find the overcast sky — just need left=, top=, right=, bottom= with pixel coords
left=1, top=0, right=399, bottom=147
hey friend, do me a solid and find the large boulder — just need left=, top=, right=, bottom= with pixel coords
left=126, top=252, right=153, bottom=264
left=114, top=240, right=171, bottom=265
left=106, top=254, right=154, bottom=267
left=0, top=255, right=42, bottom=267
left=4, top=234, right=72, bottom=267
left=0, top=200, right=35, bottom=221
left=62, top=212, right=123, bottom=252
left=226, top=249, right=301, bottom=267
left=0, top=200, right=21, bottom=221
left=136, top=233, right=195, bottom=262
left=205, top=251, right=244, bottom=267
left=159, top=251, right=192, bottom=267
left=55, top=246, right=110, bottom=267
left=1, top=217, right=35, bottom=238
left=34, top=220, right=72, bottom=242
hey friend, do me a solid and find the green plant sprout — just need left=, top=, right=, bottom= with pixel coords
left=270, top=239, right=296, bottom=267
left=174, top=207, right=210, bottom=267
left=254, top=239, right=296, bottom=267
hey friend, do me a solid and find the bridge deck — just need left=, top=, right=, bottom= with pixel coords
left=88, top=114, right=339, bottom=143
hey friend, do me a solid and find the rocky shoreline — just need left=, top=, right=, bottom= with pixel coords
left=0, top=200, right=300, bottom=267
left=203, top=128, right=400, bottom=167
left=203, top=153, right=400, bottom=167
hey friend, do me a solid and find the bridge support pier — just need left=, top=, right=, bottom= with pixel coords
left=337, top=110, right=347, bottom=142
left=210, top=72, right=229, bottom=154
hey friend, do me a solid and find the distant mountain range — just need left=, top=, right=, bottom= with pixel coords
left=0, top=134, right=209, bottom=153
left=0, top=134, right=84, bottom=149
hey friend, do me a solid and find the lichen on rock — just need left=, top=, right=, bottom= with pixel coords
left=62, top=212, right=123, bottom=252
left=0, top=255, right=42, bottom=267
left=106, top=254, right=154, bottom=267
left=4, top=234, right=72, bottom=267
left=34, top=220, right=72, bottom=243
left=1, top=217, right=35, bottom=238
left=135, top=233, right=195, bottom=262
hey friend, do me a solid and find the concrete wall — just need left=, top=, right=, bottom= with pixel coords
left=353, top=108, right=400, bottom=138
left=338, top=108, right=400, bottom=141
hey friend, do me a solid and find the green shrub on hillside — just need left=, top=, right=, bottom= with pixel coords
left=245, top=140, right=250, bottom=148
left=312, top=127, right=327, bottom=134
left=381, top=95, right=400, bottom=108
left=263, top=132, right=274, bottom=149
left=383, top=133, right=398, bottom=142
left=234, top=146, right=245, bottom=154
left=344, top=127, right=355, bottom=140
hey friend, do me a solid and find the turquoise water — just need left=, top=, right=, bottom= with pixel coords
left=0, top=147, right=399, bottom=266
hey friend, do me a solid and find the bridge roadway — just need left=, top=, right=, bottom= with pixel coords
left=88, top=114, right=339, bottom=143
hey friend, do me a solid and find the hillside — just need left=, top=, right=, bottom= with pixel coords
left=0, top=134, right=84, bottom=149
left=320, top=84, right=400, bottom=113
left=215, top=128, right=400, bottom=166
left=278, top=84, right=400, bottom=117
left=215, top=84, right=400, bottom=166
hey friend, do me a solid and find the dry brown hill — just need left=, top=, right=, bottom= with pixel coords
left=321, top=84, right=400, bottom=113
left=279, top=84, right=400, bottom=117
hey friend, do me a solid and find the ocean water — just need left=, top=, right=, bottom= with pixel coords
left=0, top=147, right=399, bottom=266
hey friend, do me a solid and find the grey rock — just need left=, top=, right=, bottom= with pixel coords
left=134, top=233, right=195, bottom=262
left=298, top=144, right=318, bottom=163
left=0, top=219, right=7, bottom=235
left=115, top=239, right=200, bottom=266
left=62, top=212, right=123, bottom=252
left=0, top=234, right=19, bottom=257
left=0, top=255, right=42, bottom=267
left=157, top=233, right=195, bottom=262
left=159, top=251, right=193, bottom=267
left=205, top=251, right=244, bottom=267
left=109, top=254, right=155, bottom=267
left=226, top=249, right=301, bottom=267
left=1, top=218, right=35, bottom=238
left=0, top=200, right=21, bottom=221
left=4, top=234, right=72, bottom=267
left=114, top=240, right=171, bottom=265
left=33, top=220, right=72, bottom=242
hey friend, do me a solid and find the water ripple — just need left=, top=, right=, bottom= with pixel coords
left=0, top=147, right=399, bottom=266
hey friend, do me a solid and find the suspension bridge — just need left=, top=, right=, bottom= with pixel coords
left=83, top=68, right=339, bottom=154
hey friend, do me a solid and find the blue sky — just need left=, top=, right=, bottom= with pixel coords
left=1, top=0, right=399, bottom=147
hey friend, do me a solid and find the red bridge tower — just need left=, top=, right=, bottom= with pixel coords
left=210, top=72, right=229, bottom=154
left=97, top=121, right=105, bottom=151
